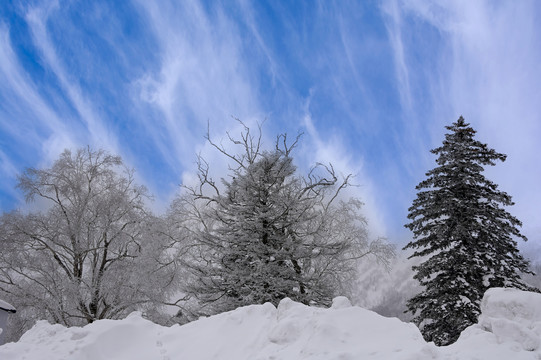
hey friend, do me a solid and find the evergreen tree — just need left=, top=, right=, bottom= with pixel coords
left=404, top=116, right=533, bottom=346
left=172, top=123, right=395, bottom=315
left=193, top=150, right=328, bottom=308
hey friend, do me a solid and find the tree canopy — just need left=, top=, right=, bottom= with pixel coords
left=0, top=148, right=179, bottom=333
left=171, top=123, right=394, bottom=315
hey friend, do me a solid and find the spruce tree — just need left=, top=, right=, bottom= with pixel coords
left=192, top=150, right=314, bottom=308
left=404, top=116, right=533, bottom=346
left=173, top=124, right=395, bottom=315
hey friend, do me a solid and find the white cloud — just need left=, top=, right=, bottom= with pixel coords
left=133, top=1, right=263, bottom=171
left=25, top=2, right=119, bottom=159
left=0, top=24, right=66, bottom=145
left=301, top=101, right=387, bottom=238
left=388, top=0, right=541, bottom=242
left=0, top=23, right=82, bottom=182
left=381, top=0, right=413, bottom=113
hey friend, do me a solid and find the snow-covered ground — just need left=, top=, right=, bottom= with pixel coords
left=0, top=288, right=540, bottom=359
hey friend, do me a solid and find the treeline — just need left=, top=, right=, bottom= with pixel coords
left=0, top=124, right=395, bottom=341
left=2, top=117, right=537, bottom=347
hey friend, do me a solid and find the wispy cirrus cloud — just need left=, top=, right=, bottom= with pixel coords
left=0, top=23, right=72, bottom=152
left=0, top=1, right=145, bottom=208
left=381, top=1, right=412, bottom=113
left=0, top=21, right=77, bottom=208
left=133, top=1, right=263, bottom=164
left=129, top=1, right=392, bottom=233
left=25, top=1, right=120, bottom=158
left=2, top=0, right=537, bottom=246
left=385, top=0, right=541, bottom=242
left=301, top=101, right=387, bottom=237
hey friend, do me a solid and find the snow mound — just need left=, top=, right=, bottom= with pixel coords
left=1, top=289, right=541, bottom=359
left=460, top=288, right=541, bottom=352
left=0, top=299, right=16, bottom=312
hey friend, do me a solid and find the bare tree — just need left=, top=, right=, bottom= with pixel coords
left=0, top=148, right=179, bottom=333
left=170, top=122, right=394, bottom=315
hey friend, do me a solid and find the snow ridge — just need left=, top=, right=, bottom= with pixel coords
left=1, top=288, right=540, bottom=359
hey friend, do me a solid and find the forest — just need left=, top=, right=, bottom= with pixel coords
left=0, top=119, right=539, bottom=346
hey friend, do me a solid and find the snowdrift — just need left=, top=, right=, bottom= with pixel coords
left=1, top=288, right=540, bottom=359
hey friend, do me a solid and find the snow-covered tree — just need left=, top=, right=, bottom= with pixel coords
left=0, top=148, right=180, bottom=332
left=404, top=117, right=533, bottom=346
left=173, top=123, right=394, bottom=315
left=522, top=261, right=541, bottom=292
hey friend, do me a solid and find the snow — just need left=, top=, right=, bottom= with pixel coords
left=0, top=300, right=15, bottom=312
left=470, top=288, right=541, bottom=351
left=1, top=288, right=540, bottom=359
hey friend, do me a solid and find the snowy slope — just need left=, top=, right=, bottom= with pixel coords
left=1, top=288, right=540, bottom=359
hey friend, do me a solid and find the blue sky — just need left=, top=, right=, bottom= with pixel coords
left=0, top=0, right=540, bottom=249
